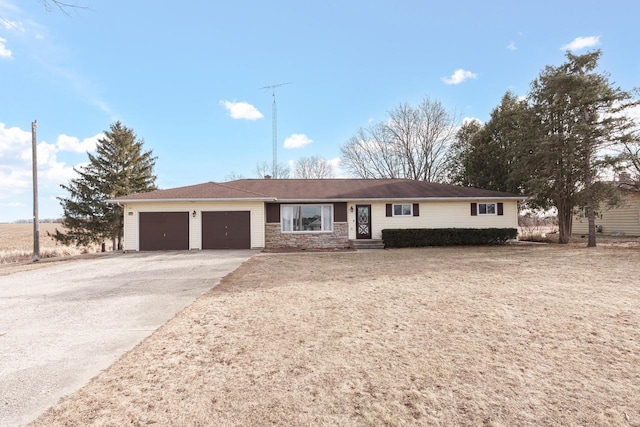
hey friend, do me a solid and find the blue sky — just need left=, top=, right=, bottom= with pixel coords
left=1, top=0, right=639, bottom=222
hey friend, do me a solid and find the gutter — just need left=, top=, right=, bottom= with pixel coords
left=107, top=196, right=526, bottom=204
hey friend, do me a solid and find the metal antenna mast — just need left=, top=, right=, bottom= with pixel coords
left=261, top=82, right=291, bottom=178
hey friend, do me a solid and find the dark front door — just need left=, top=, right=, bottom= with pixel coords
left=139, top=212, right=189, bottom=250
left=202, top=211, right=251, bottom=249
left=356, top=204, right=372, bottom=239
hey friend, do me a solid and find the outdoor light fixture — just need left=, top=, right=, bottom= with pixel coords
left=192, top=210, right=196, bottom=218
left=350, top=206, right=354, bottom=213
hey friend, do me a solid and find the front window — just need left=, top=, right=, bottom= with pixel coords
left=281, top=204, right=333, bottom=232
left=393, top=204, right=412, bottom=216
left=478, top=203, right=496, bottom=215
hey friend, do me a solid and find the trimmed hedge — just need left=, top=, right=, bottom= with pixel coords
left=382, top=228, right=518, bottom=247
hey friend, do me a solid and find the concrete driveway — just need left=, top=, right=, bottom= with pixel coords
left=0, top=250, right=256, bottom=426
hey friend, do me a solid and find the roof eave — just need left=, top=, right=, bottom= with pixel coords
left=107, top=197, right=276, bottom=204
left=275, top=196, right=526, bottom=202
left=107, top=196, right=526, bottom=204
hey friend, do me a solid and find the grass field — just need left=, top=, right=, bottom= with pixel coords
left=0, top=223, right=92, bottom=265
left=31, top=244, right=640, bottom=426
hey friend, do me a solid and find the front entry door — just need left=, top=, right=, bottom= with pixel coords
left=356, top=204, right=372, bottom=239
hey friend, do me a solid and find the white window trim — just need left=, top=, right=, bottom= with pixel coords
left=478, top=202, right=497, bottom=215
left=281, top=204, right=334, bottom=233
left=392, top=203, right=413, bottom=217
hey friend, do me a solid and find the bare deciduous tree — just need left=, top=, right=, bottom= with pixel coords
left=224, top=171, right=245, bottom=181
left=40, top=0, right=86, bottom=14
left=341, top=97, right=458, bottom=182
left=255, top=161, right=290, bottom=179
left=618, top=137, right=640, bottom=190
left=293, top=155, right=335, bottom=179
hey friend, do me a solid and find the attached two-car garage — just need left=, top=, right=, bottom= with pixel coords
left=138, top=211, right=251, bottom=250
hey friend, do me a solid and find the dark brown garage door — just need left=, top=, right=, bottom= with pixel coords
left=202, top=211, right=250, bottom=249
left=139, top=212, right=189, bottom=250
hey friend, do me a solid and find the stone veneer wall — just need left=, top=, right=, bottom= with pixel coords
left=265, top=222, right=350, bottom=249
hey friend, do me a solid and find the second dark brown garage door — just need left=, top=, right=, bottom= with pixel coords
left=139, top=212, right=189, bottom=251
left=202, top=211, right=251, bottom=249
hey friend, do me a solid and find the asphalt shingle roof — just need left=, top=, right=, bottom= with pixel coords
left=113, top=179, right=523, bottom=202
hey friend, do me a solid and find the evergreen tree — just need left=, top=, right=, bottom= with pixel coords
left=52, top=121, right=157, bottom=250
left=447, top=119, right=482, bottom=186
left=527, top=50, right=638, bottom=245
left=458, top=92, right=531, bottom=193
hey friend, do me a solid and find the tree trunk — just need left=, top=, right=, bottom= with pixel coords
left=557, top=199, right=573, bottom=244
left=584, top=108, right=596, bottom=248
left=586, top=201, right=596, bottom=247
left=101, top=242, right=105, bottom=253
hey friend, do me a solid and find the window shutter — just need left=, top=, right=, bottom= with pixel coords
left=497, top=202, right=504, bottom=216
left=386, top=204, right=392, bottom=217
left=471, top=203, right=478, bottom=216
left=413, top=203, right=419, bottom=216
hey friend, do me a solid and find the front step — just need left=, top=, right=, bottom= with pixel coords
left=349, top=239, right=385, bottom=250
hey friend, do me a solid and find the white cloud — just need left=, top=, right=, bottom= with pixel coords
left=0, top=37, right=13, bottom=59
left=328, top=157, right=348, bottom=178
left=283, top=133, right=313, bottom=149
left=442, top=69, right=478, bottom=85
left=0, top=122, right=94, bottom=220
left=219, top=100, right=263, bottom=120
left=507, top=41, right=516, bottom=51
left=56, top=133, right=101, bottom=153
left=1, top=18, right=24, bottom=32
left=561, top=36, right=600, bottom=51
left=462, top=117, right=483, bottom=126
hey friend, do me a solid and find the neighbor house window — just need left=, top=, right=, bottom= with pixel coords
left=478, top=203, right=496, bottom=215
left=281, top=205, right=333, bottom=232
left=393, top=204, right=413, bottom=216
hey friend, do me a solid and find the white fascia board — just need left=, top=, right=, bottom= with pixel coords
left=275, top=197, right=526, bottom=203
left=106, top=197, right=276, bottom=204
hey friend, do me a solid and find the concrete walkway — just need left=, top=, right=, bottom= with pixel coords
left=0, top=250, right=256, bottom=426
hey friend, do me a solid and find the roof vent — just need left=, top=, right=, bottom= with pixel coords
left=264, top=174, right=272, bottom=180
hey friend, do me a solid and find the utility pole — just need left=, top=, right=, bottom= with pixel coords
left=31, top=120, right=40, bottom=262
left=261, top=82, right=291, bottom=178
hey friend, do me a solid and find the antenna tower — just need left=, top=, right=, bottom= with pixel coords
left=261, top=82, right=291, bottom=178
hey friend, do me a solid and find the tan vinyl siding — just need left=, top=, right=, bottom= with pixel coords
left=121, top=201, right=265, bottom=251
left=573, top=193, right=640, bottom=236
left=347, top=200, right=519, bottom=240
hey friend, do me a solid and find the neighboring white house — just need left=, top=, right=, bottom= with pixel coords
left=110, top=178, right=524, bottom=251
left=573, top=182, right=640, bottom=236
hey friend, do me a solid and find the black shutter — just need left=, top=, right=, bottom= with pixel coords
left=333, top=202, right=347, bottom=222
left=497, top=202, right=504, bottom=216
left=471, top=203, right=478, bottom=216
left=413, top=203, right=419, bottom=216
left=386, top=204, right=392, bottom=217
left=265, top=203, right=280, bottom=223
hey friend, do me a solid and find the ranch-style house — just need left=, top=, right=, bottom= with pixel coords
left=110, top=178, right=524, bottom=251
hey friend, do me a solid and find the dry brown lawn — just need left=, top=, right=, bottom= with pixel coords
left=32, top=244, right=640, bottom=426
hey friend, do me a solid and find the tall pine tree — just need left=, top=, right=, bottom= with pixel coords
left=52, top=121, right=157, bottom=250
left=454, top=91, right=531, bottom=194
left=527, top=50, right=638, bottom=245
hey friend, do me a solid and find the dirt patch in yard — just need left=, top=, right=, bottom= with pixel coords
left=32, top=246, right=640, bottom=426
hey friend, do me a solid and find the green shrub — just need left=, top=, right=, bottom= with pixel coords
left=382, top=228, right=518, bottom=247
